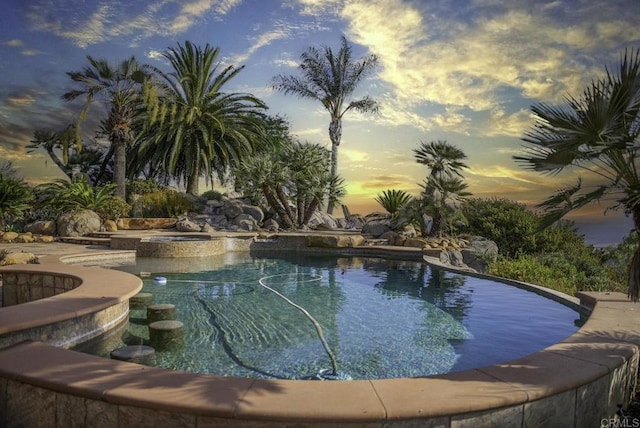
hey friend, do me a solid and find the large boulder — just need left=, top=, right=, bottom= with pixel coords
left=57, top=210, right=101, bottom=237
left=361, top=219, right=391, bottom=238
left=24, top=220, right=56, bottom=236
left=242, top=205, right=264, bottom=223
left=222, top=203, right=243, bottom=219
left=461, top=236, right=499, bottom=273
left=263, top=218, right=279, bottom=232
left=175, top=217, right=201, bottom=232
left=305, top=234, right=366, bottom=248
left=307, top=210, right=339, bottom=229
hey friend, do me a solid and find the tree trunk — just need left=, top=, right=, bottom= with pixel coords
left=275, top=186, right=295, bottom=225
left=627, top=209, right=640, bottom=301
left=327, top=118, right=342, bottom=215
left=113, top=138, right=127, bottom=199
left=263, top=184, right=294, bottom=229
left=186, top=171, right=199, bottom=196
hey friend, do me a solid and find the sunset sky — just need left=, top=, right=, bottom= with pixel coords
left=1, top=0, right=639, bottom=244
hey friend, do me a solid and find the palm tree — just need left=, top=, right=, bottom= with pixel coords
left=272, top=36, right=379, bottom=214
left=514, top=49, right=640, bottom=300
left=64, top=56, right=148, bottom=198
left=414, top=140, right=468, bottom=197
left=137, top=41, right=268, bottom=196
left=422, top=176, right=472, bottom=236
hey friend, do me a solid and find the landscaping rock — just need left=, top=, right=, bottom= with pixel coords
left=1, top=251, right=38, bottom=265
left=1, top=232, right=19, bottom=242
left=24, top=220, right=56, bottom=236
left=117, top=218, right=177, bottom=230
left=380, top=231, right=406, bottom=246
left=307, top=210, right=339, bottom=229
left=222, top=203, right=243, bottom=219
left=242, top=204, right=264, bottom=223
left=14, top=234, right=35, bottom=243
left=57, top=210, right=101, bottom=237
left=263, top=218, right=279, bottom=232
left=361, top=219, right=391, bottom=238
left=404, top=237, right=428, bottom=248
left=461, top=236, right=499, bottom=273
left=305, top=234, right=366, bottom=248
left=441, top=249, right=465, bottom=267
left=201, top=222, right=216, bottom=233
left=36, top=235, right=56, bottom=243
left=175, top=217, right=201, bottom=232
left=103, top=219, right=118, bottom=232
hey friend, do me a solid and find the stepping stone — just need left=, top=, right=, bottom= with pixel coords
left=147, top=303, right=177, bottom=324
left=149, top=320, right=184, bottom=350
left=130, top=292, right=153, bottom=309
left=110, top=345, right=156, bottom=365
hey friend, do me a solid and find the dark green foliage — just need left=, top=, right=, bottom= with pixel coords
left=35, top=179, right=116, bottom=217
left=134, top=189, right=192, bottom=218
left=375, top=189, right=413, bottom=217
left=95, top=197, right=131, bottom=220
left=460, top=197, right=584, bottom=258
left=126, top=179, right=161, bottom=200
left=0, top=173, right=35, bottom=231
left=199, top=190, right=223, bottom=201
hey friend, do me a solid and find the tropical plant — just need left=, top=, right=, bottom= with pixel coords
left=134, top=189, right=192, bottom=218
left=414, top=140, right=468, bottom=197
left=272, top=36, right=379, bottom=214
left=135, top=41, right=269, bottom=196
left=36, top=179, right=118, bottom=215
left=64, top=56, right=150, bottom=198
left=375, top=189, right=413, bottom=217
left=422, top=175, right=472, bottom=236
left=411, top=140, right=470, bottom=236
left=514, top=48, right=640, bottom=300
left=0, top=167, right=34, bottom=231
left=235, top=141, right=343, bottom=229
left=95, top=197, right=131, bottom=221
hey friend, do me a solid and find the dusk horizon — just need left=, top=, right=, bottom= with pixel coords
left=1, top=0, right=639, bottom=244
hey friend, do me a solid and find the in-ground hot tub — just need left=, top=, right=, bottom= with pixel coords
left=111, top=234, right=226, bottom=258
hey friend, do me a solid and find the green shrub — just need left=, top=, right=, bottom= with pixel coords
left=200, top=190, right=223, bottom=201
left=134, top=189, right=192, bottom=217
left=95, top=197, right=132, bottom=220
left=126, top=179, right=161, bottom=202
left=460, top=197, right=585, bottom=258
left=36, top=179, right=117, bottom=215
left=0, top=174, right=34, bottom=231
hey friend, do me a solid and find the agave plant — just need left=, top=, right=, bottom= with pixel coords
left=36, top=179, right=118, bottom=215
left=375, top=189, right=413, bottom=217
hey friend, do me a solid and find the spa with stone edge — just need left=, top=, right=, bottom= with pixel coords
left=0, top=234, right=638, bottom=427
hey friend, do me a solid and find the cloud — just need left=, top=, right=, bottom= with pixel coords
left=359, top=174, right=417, bottom=190
left=26, top=0, right=243, bottom=48
left=7, top=95, right=36, bottom=107
left=3, top=39, right=24, bottom=47
left=146, top=50, right=165, bottom=60
left=233, top=28, right=290, bottom=64
left=337, top=0, right=640, bottom=137
left=341, top=148, right=369, bottom=162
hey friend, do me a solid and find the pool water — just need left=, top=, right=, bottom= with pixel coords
left=79, top=253, right=585, bottom=380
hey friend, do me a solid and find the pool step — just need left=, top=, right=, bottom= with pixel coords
left=58, top=236, right=112, bottom=246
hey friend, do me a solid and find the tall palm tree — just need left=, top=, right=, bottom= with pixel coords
left=138, top=41, right=268, bottom=196
left=64, top=56, right=148, bottom=198
left=514, top=49, right=640, bottom=300
left=414, top=140, right=468, bottom=197
left=272, top=36, right=379, bottom=214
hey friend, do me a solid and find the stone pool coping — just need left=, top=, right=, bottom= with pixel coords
left=0, top=236, right=639, bottom=426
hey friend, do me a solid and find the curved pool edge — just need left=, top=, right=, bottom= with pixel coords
left=0, top=242, right=638, bottom=426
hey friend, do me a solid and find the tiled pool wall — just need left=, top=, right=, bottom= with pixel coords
left=0, top=234, right=638, bottom=427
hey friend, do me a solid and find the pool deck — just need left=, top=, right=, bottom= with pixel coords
left=0, top=233, right=639, bottom=427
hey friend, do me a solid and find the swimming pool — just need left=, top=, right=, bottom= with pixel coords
left=77, top=252, right=584, bottom=380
